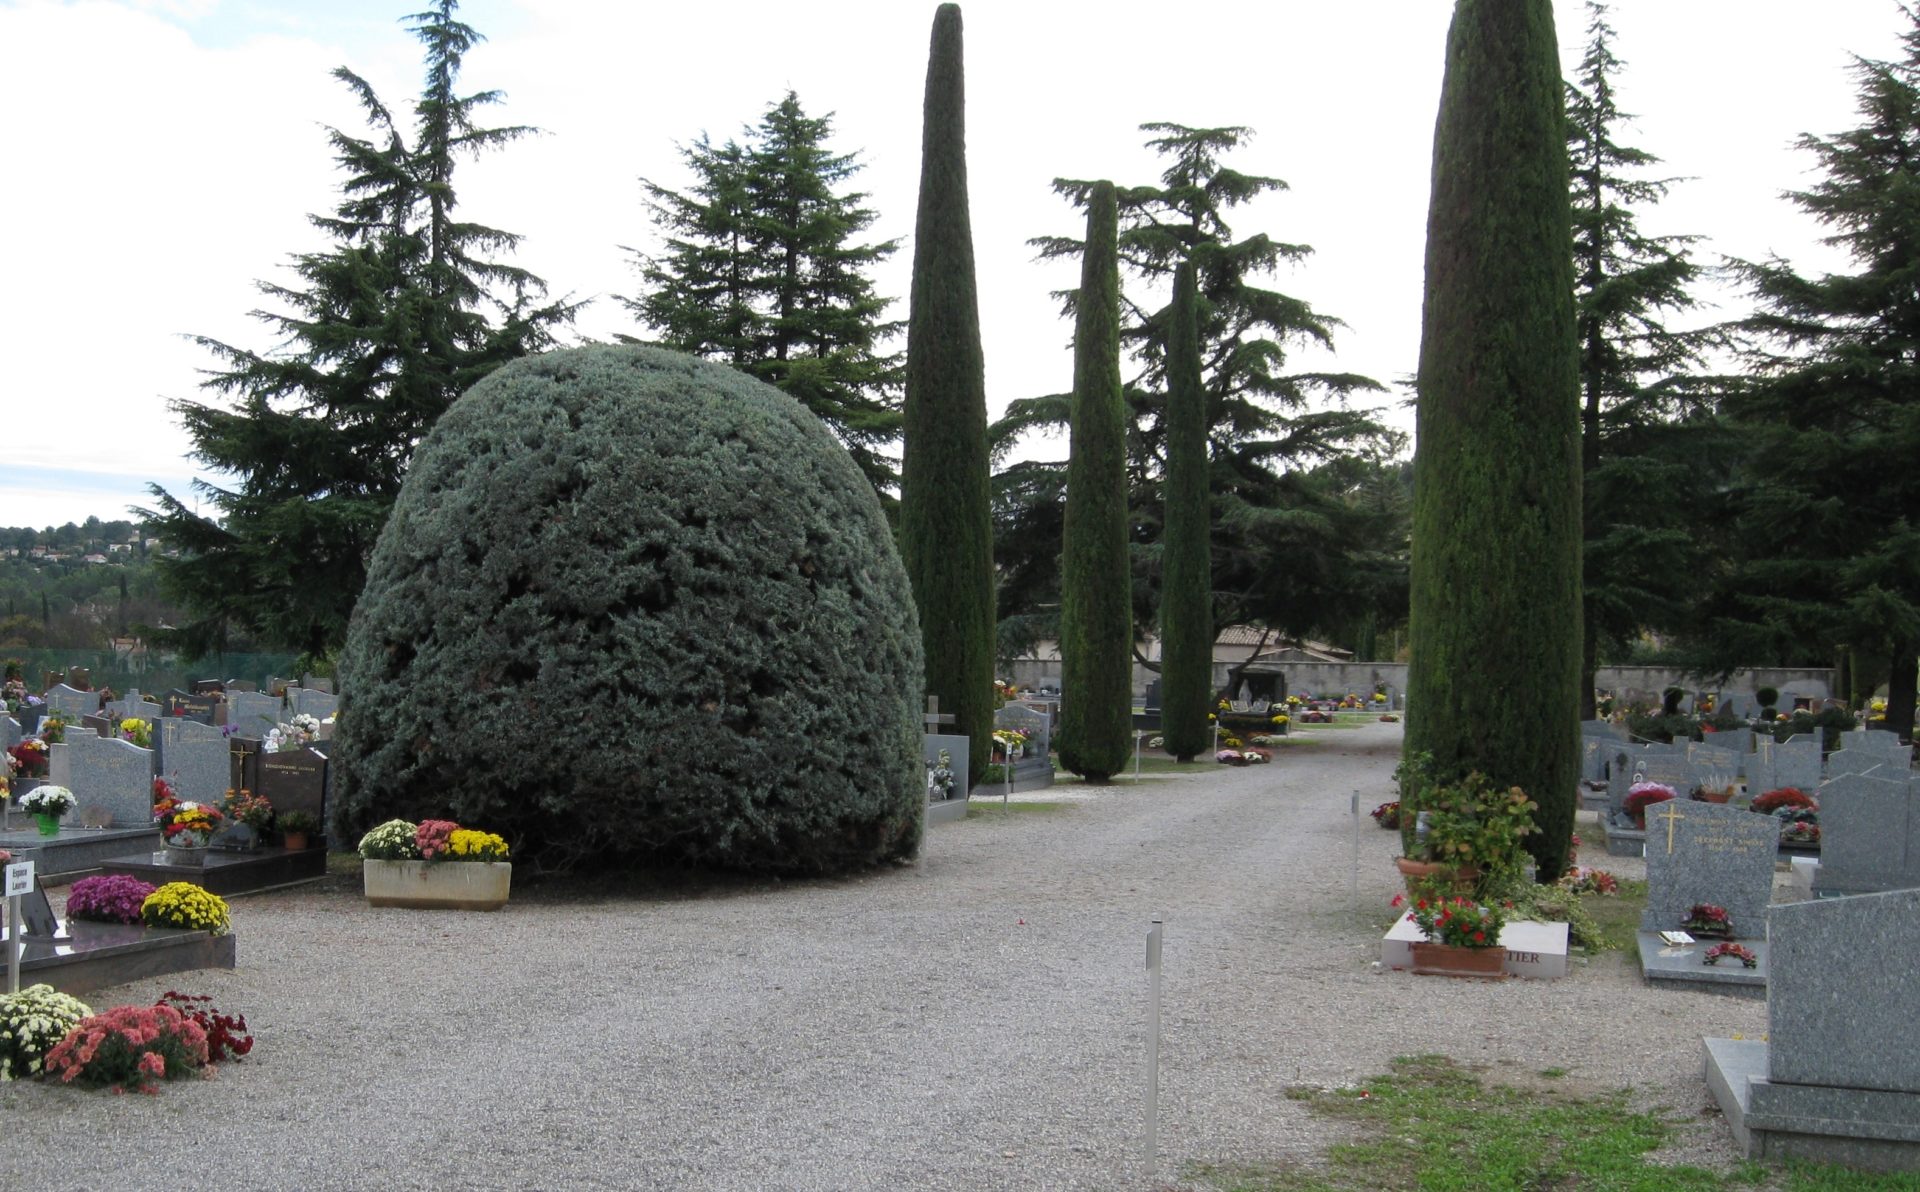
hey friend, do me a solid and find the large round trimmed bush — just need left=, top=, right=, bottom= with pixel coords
left=331, top=345, right=925, bottom=875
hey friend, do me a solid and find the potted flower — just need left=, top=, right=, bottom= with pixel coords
left=1623, top=782, right=1676, bottom=829
left=359, top=818, right=512, bottom=910
left=152, top=793, right=225, bottom=864
left=20, top=784, right=76, bottom=836
left=1391, top=893, right=1510, bottom=977
left=1370, top=801, right=1401, bottom=830
left=277, top=810, right=319, bottom=851
left=219, top=788, right=273, bottom=849
left=1752, top=787, right=1816, bottom=816
left=1394, top=757, right=1539, bottom=896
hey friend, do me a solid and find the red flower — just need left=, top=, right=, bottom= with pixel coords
left=1472, top=931, right=1486, bottom=943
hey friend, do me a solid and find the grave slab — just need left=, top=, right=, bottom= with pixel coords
left=1, top=919, right=236, bottom=997
left=1636, top=932, right=1767, bottom=999
left=99, top=846, right=326, bottom=896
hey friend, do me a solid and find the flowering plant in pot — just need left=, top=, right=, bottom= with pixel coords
left=1371, top=801, right=1401, bottom=830
left=277, top=809, right=319, bottom=849
left=6, top=738, right=46, bottom=778
left=1623, top=782, right=1676, bottom=828
left=1391, top=893, right=1510, bottom=948
left=65, top=875, right=159, bottom=925
left=360, top=818, right=512, bottom=909
left=1395, top=756, right=1539, bottom=895
left=152, top=795, right=224, bottom=847
left=20, top=784, right=76, bottom=819
left=0, top=984, right=93, bottom=1080
left=140, top=882, right=232, bottom=935
left=118, top=718, right=152, bottom=750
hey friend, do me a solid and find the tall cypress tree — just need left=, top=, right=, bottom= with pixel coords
left=1058, top=181, right=1133, bottom=782
left=900, top=3, right=995, bottom=784
left=1407, top=0, right=1582, bottom=880
left=139, top=0, right=572, bottom=664
left=1159, top=260, right=1212, bottom=761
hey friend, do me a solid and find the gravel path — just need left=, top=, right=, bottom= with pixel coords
left=0, top=720, right=1765, bottom=1191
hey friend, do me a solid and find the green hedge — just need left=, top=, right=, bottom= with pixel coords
left=332, top=346, right=925, bottom=875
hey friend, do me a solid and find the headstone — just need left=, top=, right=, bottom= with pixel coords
left=1, top=716, right=19, bottom=752
left=1814, top=770, right=1918, bottom=896
left=227, top=690, right=284, bottom=736
left=921, top=734, right=969, bottom=803
left=42, top=683, right=91, bottom=719
left=162, top=687, right=219, bottom=725
left=48, top=734, right=157, bottom=826
left=994, top=703, right=1052, bottom=758
left=223, top=680, right=258, bottom=693
left=302, top=677, right=334, bottom=694
left=286, top=687, right=339, bottom=720
left=1640, top=800, right=1780, bottom=938
left=1841, top=728, right=1901, bottom=751
left=1142, top=678, right=1162, bottom=712
left=81, top=714, right=115, bottom=739
left=1769, top=888, right=1920, bottom=1094
left=155, top=717, right=233, bottom=806
left=19, top=883, right=63, bottom=938
left=1827, top=745, right=1910, bottom=780
left=191, top=679, right=226, bottom=695
left=256, top=746, right=328, bottom=824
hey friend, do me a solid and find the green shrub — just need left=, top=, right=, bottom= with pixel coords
left=332, top=345, right=925, bottom=875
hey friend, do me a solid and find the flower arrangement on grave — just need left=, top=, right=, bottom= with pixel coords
left=118, top=718, right=152, bottom=750
left=153, top=795, right=223, bottom=847
left=1390, top=893, right=1509, bottom=949
left=1270, top=713, right=1290, bottom=726
left=990, top=728, right=1029, bottom=762
left=1779, top=820, right=1820, bottom=845
left=0, top=984, right=93, bottom=1081
left=1249, top=734, right=1283, bottom=747
left=1241, top=749, right=1271, bottom=765
left=1703, top=942, right=1757, bottom=969
left=1146, top=735, right=1164, bottom=750
left=357, top=818, right=424, bottom=860
left=1215, top=749, right=1248, bottom=766
left=0, top=677, right=26, bottom=711
left=276, top=809, right=319, bottom=846
left=1217, top=698, right=1232, bottom=712
left=20, top=784, right=76, bottom=818
left=1222, top=736, right=1244, bottom=748
left=1371, top=801, right=1402, bottom=829
left=157, top=991, right=253, bottom=1063
left=65, top=875, right=159, bottom=925
left=1752, top=787, right=1816, bottom=816
left=1682, top=903, right=1733, bottom=939
left=264, top=713, right=323, bottom=753
left=1373, top=692, right=1388, bottom=704
left=7, top=738, right=48, bottom=779
left=38, top=715, right=68, bottom=745
left=1556, top=867, right=1620, bottom=896
left=220, top=788, right=273, bottom=835
left=140, top=882, right=231, bottom=935
left=1286, top=694, right=1303, bottom=707
left=42, top=1002, right=210, bottom=1093
left=1623, top=782, right=1677, bottom=828
left=993, top=680, right=1019, bottom=706
left=925, top=751, right=955, bottom=799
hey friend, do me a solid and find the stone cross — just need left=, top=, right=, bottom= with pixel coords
left=923, top=696, right=955, bottom=734
left=1652, top=801, right=1685, bottom=855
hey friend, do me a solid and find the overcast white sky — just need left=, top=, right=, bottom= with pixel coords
left=0, top=0, right=1902, bottom=531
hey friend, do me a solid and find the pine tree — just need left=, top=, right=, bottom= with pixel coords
left=900, top=3, right=996, bottom=784
left=628, top=92, right=903, bottom=497
left=995, top=125, right=1390, bottom=662
left=1058, top=181, right=1133, bottom=782
left=139, top=0, right=572, bottom=664
left=1566, top=0, right=1721, bottom=718
left=1722, top=10, right=1920, bottom=741
left=1407, top=0, right=1583, bottom=880
left=1158, top=260, right=1212, bottom=761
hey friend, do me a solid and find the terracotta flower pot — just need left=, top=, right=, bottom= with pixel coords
left=1394, top=855, right=1481, bottom=896
left=1409, top=941, right=1506, bottom=978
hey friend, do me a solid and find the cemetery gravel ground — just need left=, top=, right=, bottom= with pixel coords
left=0, top=720, right=1767, bottom=1192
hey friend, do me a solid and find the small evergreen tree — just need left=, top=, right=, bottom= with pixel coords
left=139, top=0, right=572, bottom=663
left=1158, top=261, right=1212, bottom=761
left=899, top=3, right=996, bottom=783
left=628, top=92, right=903, bottom=498
left=1408, top=0, right=1583, bottom=880
left=1721, top=10, right=1920, bottom=741
left=1058, top=182, right=1133, bottom=782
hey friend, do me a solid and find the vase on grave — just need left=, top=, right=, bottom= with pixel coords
left=165, top=830, right=213, bottom=866
left=33, top=812, right=61, bottom=837
left=363, top=860, right=512, bottom=911
left=1408, top=941, right=1506, bottom=978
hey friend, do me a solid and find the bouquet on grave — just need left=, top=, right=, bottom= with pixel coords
left=1703, top=942, right=1757, bottom=969
left=264, top=713, right=323, bottom=754
left=118, top=718, right=152, bottom=750
left=1391, top=893, right=1509, bottom=949
left=20, top=784, right=76, bottom=817
left=221, top=788, right=274, bottom=834
left=1371, top=801, right=1402, bottom=830
left=7, top=738, right=48, bottom=779
left=152, top=791, right=224, bottom=846
left=65, top=875, right=159, bottom=925
left=1623, top=782, right=1676, bottom=828
left=990, top=728, right=1029, bottom=762
left=925, top=750, right=955, bottom=799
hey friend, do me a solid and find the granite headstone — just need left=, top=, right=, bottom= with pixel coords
left=156, top=717, right=233, bottom=806
left=1640, top=800, right=1779, bottom=939
left=1814, top=770, right=1918, bottom=896
left=49, top=734, right=156, bottom=826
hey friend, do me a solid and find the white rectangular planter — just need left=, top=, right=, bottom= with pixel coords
left=363, top=859, right=511, bottom=911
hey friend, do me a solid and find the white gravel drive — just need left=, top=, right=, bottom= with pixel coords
left=0, top=720, right=1765, bottom=1190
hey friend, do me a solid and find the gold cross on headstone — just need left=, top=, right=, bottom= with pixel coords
left=1652, top=802, right=1685, bottom=855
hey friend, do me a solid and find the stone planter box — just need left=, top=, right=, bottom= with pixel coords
left=363, top=859, right=511, bottom=910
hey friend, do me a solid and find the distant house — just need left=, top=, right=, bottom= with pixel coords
left=82, top=553, right=109, bottom=565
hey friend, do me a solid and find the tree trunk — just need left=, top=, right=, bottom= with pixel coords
left=1886, top=641, right=1917, bottom=744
